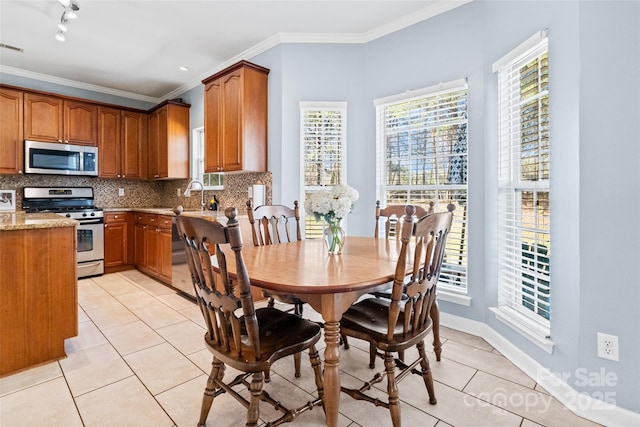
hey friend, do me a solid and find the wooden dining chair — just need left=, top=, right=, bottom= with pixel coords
left=374, top=200, right=430, bottom=240
left=246, top=199, right=307, bottom=378
left=365, top=201, right=453, bottom=368
left=339, top=205, right=454, bottom=426
left=177, top=209, right=325, bottom=427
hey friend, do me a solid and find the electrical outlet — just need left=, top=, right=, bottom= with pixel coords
left=176, top=188, right=181, bottom=197
left=597, top=333, right=619, bottom=361
left=248, top=187, right=253, bottom=198
left=118, top=188, right=125, bottom=197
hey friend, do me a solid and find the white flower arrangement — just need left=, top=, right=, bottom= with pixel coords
left=304, top=184, right=359, bottom=223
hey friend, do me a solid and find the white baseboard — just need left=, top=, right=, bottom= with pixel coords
left=439, top=312, right=640, bottom=427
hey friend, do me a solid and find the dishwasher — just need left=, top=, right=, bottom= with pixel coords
left=171, top=216, right=196, bottom=300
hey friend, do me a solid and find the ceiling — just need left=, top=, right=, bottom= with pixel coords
left=0, top=0, right=468, bottom=103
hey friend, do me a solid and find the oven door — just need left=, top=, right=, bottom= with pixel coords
left=76, top=220, right=104, bottom=277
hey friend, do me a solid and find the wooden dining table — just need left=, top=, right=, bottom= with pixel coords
left=224, top=236, right=442, bottom=427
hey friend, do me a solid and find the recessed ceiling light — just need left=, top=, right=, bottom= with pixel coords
left=179, top=66, right=189, bottom=72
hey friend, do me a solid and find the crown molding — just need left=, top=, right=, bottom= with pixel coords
left=5, top=0, right=473, bottom=103
left=0, top=65, right=161, bottom=104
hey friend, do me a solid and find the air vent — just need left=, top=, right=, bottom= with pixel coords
left=0, top=43, right=24, bottom=52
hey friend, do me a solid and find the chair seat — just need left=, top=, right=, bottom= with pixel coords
left=340, top=298, right=432, bottom=352
left=206, top=307, right=321, bottom=372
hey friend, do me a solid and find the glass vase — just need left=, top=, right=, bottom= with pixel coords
left=324, top=218, right=346, bottom=255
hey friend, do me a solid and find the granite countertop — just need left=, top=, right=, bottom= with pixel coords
left=0, top=212, right=78, bottom=231
left=104, top=207, right=246, bottom=218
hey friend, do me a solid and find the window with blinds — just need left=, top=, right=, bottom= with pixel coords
left=300, top=102, right=347, bottom=238
left=494, top=31, right=550, bottom=336
left=191, top=127, right=224, bottom=189
left=375, top=79, right=468, bottom=291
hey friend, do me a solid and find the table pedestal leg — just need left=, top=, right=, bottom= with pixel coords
left=323, top=320, right=341, bottom=427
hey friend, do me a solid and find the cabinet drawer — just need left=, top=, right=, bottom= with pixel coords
left=135, top=213, right=172, bottom=229
left=105, top=212, right=128, bottom=223
left=134, top=213, right=153, bottom=225
left=156, top=215, right=172, bottom=230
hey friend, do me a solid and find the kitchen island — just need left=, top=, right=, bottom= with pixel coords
left=0, top=212, right=78, bottom=376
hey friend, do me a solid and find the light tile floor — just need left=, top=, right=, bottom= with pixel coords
left=0, top=271, right=603, bottom=427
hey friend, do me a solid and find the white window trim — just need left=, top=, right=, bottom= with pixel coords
left=493, top=30, right=551, bottom=345
left=191, top=126, right=224, bottom=190
left=299, top=101, right=348, bottom=236
left=374, top=80, right=469, bottom=295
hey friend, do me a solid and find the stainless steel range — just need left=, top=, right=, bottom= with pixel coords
left=22, top=187, right=104, bottom=278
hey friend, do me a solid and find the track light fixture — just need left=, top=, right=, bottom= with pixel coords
left=55, top=0, right=80, bottom=42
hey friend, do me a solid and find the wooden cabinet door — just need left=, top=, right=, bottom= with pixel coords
left=145, top=225, right=159, bottom=274
left=204, top=79, right=223, bottom=172
left=202, top=61, right=268, bottom=173
left=148, top=110, right=160, bottom=179
left=104, top=215, right=128, bottom=268
left=134, top=222, right=146, bottom=268
left=166, top=104, right=189, bottom=179
left=98, top=107, right=121, bottom=178
left=24, top=93, right=63, bottom=143
left=0, top=88, right=24, bottom=175
left=122, top=111, right=147, bottom=179
left=156, top=107, right=169, bottom=178
left=64, top=100, right=97, bottom=146
left=221, top=69, right=243, bottom=171
left=158, top=227, right=172, bottom=283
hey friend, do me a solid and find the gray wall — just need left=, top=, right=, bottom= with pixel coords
left=241, top=0, right=640, bottom=413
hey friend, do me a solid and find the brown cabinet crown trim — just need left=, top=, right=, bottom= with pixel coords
left=202, top=60, right=270, bottom=85
left=0, top=83, right=190, bottom=114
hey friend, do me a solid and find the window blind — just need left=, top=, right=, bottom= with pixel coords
left=375, top=80, right=468, bottom=291
left=495, top=32, right=550, bottom=335
left=300, top=102, right=347, bottom=238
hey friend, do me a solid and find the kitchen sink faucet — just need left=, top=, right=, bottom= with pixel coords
left=184, top=179, right=205, bottom=210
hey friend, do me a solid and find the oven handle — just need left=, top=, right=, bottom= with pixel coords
left=78, top=219, right=104, bottom=225
left=78, top=261, right=104, bottom=267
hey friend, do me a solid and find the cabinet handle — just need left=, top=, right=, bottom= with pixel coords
left=105, top=224, right=108, bottom=228
left=18, top=170, right=23, bottom=174
left=114, top=215, right=119, bottom=219
left=64, top=140, right=69, bottom=144
left=122, top=175, right=125, bottom=178
left=117, top=174, right=121, bottom=178
left=57, top=139, right=62, bottom=143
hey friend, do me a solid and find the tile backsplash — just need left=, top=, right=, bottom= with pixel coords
left=0, top=172, right=271, bottom=213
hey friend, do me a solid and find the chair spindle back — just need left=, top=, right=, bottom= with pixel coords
left=177, top=209, right=262, bottom=362
left=387, top=205, right=453, bottom=342
left=246, top=200, right=302, bottom=246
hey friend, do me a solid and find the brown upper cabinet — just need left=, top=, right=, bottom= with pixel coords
left=24, top=93, right=97, bottom=146
left=148, top=101, right=190, bottom=179
left=0, top=87, right=24, bottom=175
left=98, top=107, right=147, bottom=179
left=202, top=60, right=269, bottom=173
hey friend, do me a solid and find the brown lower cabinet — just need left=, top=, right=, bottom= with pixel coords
left=0, top=225, right=77, bottom=375
left=104, top=212, right=133, bottom=273
left=134, top=213, right=172, bottom=284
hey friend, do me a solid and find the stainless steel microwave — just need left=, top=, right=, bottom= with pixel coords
left=24, top=140, right=98, bottom=176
